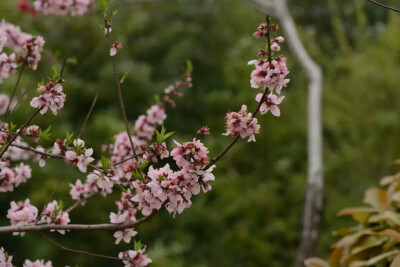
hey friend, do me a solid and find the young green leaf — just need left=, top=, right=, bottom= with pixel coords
left=120, top=70, right=130, bottom=84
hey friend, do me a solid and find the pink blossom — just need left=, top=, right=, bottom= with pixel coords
left=110, top=41, right=122, bottom=56
left=253, top=23, right=268, bottom=38
left=30, top=82, right=66, bottom=115
left=146, top=104, right=167, bottom=125
left=23, top=259, right=53, bottom=267
left=34, top=0, right=94, bottom=16
left=255, top=93, right=285, bottom=117
left=248, top=57, right=290, bottom=93
left=0, top=247, right=13, bottom=267
left=197, top=126, right=210, bottom=135
left=223, top=105, right=260, bottom=142
left=119, top=248, right=152, bottom=267
left=110, top=211, right=129, bottom=224
left=0, top=53, right=17, bottom=84
left=13, top=163, right=32, bottom=186
left=114, top=228, right=137, bottom=244
left=39, top=201, right=70, bottom=234
left=7, top=199, right=38, bottom=236
left=65, top=139, right=94, bottom=173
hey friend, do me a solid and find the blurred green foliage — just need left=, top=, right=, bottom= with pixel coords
left=1, top=0, right=400, bottom=266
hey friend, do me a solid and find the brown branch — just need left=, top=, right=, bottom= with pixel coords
left=6, top=143, right=103, bottom=172
left=365, top=0, right=400, bottom=13
left=40, top=231, right=120, bottom=260
left=0, top=107, right=43, bottom=158
left=1, top=65, right=25, bottom=122
left=0, top=212, right=156, bottom=233
left=105, top=24, right=139, bottom=162
left=65, top=192, right=97, bottom=213
left=78, top=92, right=99, bottom=139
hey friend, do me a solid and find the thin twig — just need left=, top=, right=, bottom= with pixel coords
left=0, top=107, right=43, bottom=158
left=365, top=0, right=400, bottom=13
left=5, top=143, right=103, bottom=172
left=40, top=231, right=120, bottom=260
left=65, top=192, right=97, bottom=213
left=1, top=65, right=25, bottom=121
left=105, top=23, right=139, bottom=162
left=78, top=92, right=99, bottom=139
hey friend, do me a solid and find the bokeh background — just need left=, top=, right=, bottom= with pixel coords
left=1, top=0, right=400, bottom=266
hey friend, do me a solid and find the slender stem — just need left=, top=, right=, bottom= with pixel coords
left=203, top=15, right=273, bottom=171
left=65, top=192, right=97, bottom=213
left=0, top=107, right=42, bottom=158
left=365, top=0, right=400, bottom=13
left=40, top=231, right=120, bottom=261
left=0, top=212, right=156, bottom=233
left=1, top=65, right=25, bottom=121
left=4, top=143, right=103, bottom=172
left=105, top=24, right=139, bottom=162
left=78, top=92, right=99, bottom=139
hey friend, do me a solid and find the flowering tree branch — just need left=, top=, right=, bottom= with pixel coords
left=0, top=213, right=154, bottom=233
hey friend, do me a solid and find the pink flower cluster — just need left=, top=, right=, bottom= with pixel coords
left=65, top=139, right=94, bottom=173
left=162, top=72, right=193, bottom=108
left=224, top=105, right=260, bottom=142
left=34, top=0, right=94, bottom=16
left=248, top=56, right=289, bottom=93
left=39, top=201, right=70, bottom=234
left=0, top=163, right=32, bottom=192
left=255, top=93, right=285, bottom=117
left=2, top=21, right=45, bottom=70
left=30, top=81, right=66, bottom=115
left=119, top=248, right=152, bottom=267
left=0, top=53, right=17, bottom=83
left=109, top=104, right=167, bottom=168
left=23, top=259, right=53, bottom=267
left=0, top=247, right=13, bottom=267
left=6, top=199, right=38, bottom=236
left=69, top=175, right=103, bottom=202
left=114, top=228, right=137, bottom=244
left=134, top=104, right=167, bottom=140
left=1, top=247, right=53, bottom=267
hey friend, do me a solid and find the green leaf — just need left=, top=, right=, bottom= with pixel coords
left=132, top=171, right=144, bottom=181
left=38, top=79, right=45, bottom=87
left=39, top=126, right=52, bottom=141
left=66, top=57, right=78, bottom=65
left=186, top=60, right=193, bottom=73
left=9, top=122, right=17, bottom=134
left=134, top=240, right=144, bottom=251
left=163, top=131, right=175, bottom=141
left=65, top=132, right=74, bottom=146
left=154, top=94, right=161, bottom=104
left=120, top=70, right=130, bottom=84
left=155, top=129, right=163, bottom=143
left=51, top=66, right=59, bottom=80
left=109, top=9, right=118, bottom=21
left=97, top=0, right=107, bottom=12
left=101, top=156, right=110, bottom=170
left=139, top=159, right=149, bottom=171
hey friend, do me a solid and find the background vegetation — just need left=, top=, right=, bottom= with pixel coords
left=1, top=0, right=400, bottom=266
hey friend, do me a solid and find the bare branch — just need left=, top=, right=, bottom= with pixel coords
left=365, top=0, right=400, bottom=13
left=40, top=231, right=120, bottom=260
